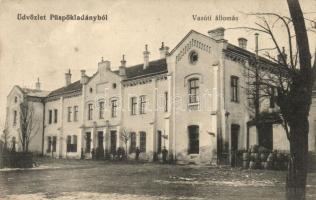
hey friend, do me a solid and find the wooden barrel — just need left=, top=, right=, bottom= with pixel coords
left=251, top=153, right=259, bottom=162
left=267, top=153, right=274, bottom=162
left=242, top=161, right=249, bottom=169
left=249, top=161, right=257, bottom=169
left=260, top=153, right=268, bottom=162
left=242, top=152, right=249, bottom=161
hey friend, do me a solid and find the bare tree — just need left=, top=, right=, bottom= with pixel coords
left=120, top=127, right=130, bottom=156
left=19, top=100, right=40, bottom=152
left=1, top=128, right=10, bottom=152
left=230, top=0, right=315, bottom=199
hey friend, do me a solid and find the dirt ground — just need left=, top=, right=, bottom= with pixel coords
left=0, top=159, right=315, bottom=200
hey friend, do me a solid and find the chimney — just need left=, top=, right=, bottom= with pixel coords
left=119, top=54, right=126, bottom=76
left=255, top=33, right=259, bottom=56
left=35, top=77, right=41, bottom=90
left=143, top=44, right=150, bottom=69
left=208, top=27, right=225, bottom=41
left=80, top=70, right=88, bottom=85
left=277, top=47, right=287, bottom=65
left=65, top=69, right=72, bottom=86
left=238, top=38, right=247, bottom=49
left=98, top=57, right=111, bottom=72
left=159, top=42, right=169, bottom=58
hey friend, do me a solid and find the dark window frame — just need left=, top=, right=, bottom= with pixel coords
left=129, top=132, right=136, bottom=153
left=67, top=107, right=72, bottom=122
left=157, top=130, right=162, bottom=154
left=140, top=131, right=146, bottom=153
left=74, top=106, right=79, bottom=121
left=54, top=109, right=58, bottom=123
left=270, top=86, right=276, bottom=108
left=111, top=99, right=117, bottom=118
left=48, top=110, right=52, bottom=124
left=131, top=97, right=137, bottom=115
left=231, top=76, right=239, bottom=103
left=88, top=104, right=93, bottom=120
left=164, top=91, right=168, bottom=112
left=13, top=110, right=17, bottom=126
left=139, top=95, right=146, bottom=114
left=99, top=101, right=105, bottom=119
left=52, top=136, right=57, bottom=152
left=47, top=136, right=52, bottom=153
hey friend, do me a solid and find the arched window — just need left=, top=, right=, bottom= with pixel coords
left=188, top=125, right=199, bottom=154
left=188, top=78, right=200, bottom=110
left=87, top=103, right=93, bottom=120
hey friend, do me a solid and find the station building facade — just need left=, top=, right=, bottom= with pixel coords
left=5, top=28, right=316, bottom=164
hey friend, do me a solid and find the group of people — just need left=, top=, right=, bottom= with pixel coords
left=83, top=146, right=169, bottom=162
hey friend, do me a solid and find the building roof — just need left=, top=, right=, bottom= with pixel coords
left=47, top=80, right=82, bottom=97
left=16, top=86, right=51, bottom=98
left=226, top=43, right=279, bottom=66
left=120, top=58, right=167, bottom=81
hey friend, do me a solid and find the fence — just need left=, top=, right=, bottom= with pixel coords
left=0, top=152, right=33, bottom=168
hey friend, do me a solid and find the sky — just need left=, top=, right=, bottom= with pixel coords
left=0, top=0, right=315, bottom=130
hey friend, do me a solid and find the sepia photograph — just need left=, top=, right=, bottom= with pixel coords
left=0, top=0, right=315, bottom=199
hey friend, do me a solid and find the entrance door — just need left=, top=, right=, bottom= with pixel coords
left=188, top=125, right=199, bottom=154
left=85, top=132, right=91, bottom=153
left=231, top=124, right=239, bottom=167
left=157, top=130, right=162, bottom=154
left=110, top=131, right=117, bottom=154
left=98, top=131, right=104, bottom=149
left=258, top=123, right=273, bottom=150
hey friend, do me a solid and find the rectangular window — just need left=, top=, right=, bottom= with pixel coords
left=48, top=110, right=52, bottom=124
left=164, top=91, right=168, bottom=112
left=188, top=79, right=199, bottom=110
left=131, top=97, right=137, bottom=115
left=88, top=104, right=93, bottom=120
left=67, top=107, right=72, bottom=122
left=270, top=87, right=275, bottom=108
left=13, top=110, right=17, bottom=126
left=52, top=136, right=57, bottom=152
left=139, top=95, right=146, bottom=114
left=130, top=132, right=136, bottom=153
left=99, top=101, right=105, bottom=119
left=74, top=106, right=78, bottom=121
left=188, top=79, right=199, bottom=103
left=231, top=76, right=239, bottom=102
left=54, top=109, right=58, bottom=123
left=140, top=132, right=146, bottom=153
left=111, top=99, right=117, bottom=118
left=47, top=136, right=52, bottom=153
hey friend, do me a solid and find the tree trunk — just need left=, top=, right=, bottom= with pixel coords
left=286, top=117, right=309, bottom=200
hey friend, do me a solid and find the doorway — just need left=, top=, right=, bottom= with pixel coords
left=231, top=124, right=240, bottom=167
left=258, top=123, right=273, bottom=150
left=85, top=132, right=91, bottom=153
left=97, top=131, right=104, bottom=149
left=110, top=131, right=117, bottom=154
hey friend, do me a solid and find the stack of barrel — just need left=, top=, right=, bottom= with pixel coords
left=241, top=146, right=289, bottom=170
